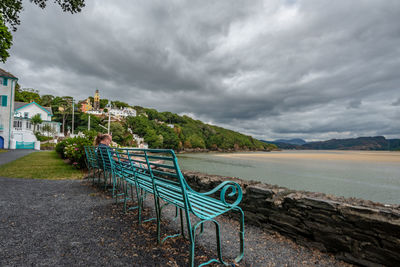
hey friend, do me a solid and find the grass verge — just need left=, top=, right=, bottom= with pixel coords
left=0, top=151, right=85, bottom=179
left=0, top=149, right=7, bottom=153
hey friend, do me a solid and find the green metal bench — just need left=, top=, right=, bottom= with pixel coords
left=109, top=148, right=244, bottom=267
left=85, top=145, right=124, bottom=203
left=84, top=146, right=100, bottom=184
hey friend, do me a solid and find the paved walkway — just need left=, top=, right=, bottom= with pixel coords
left=0, top=175, right=351, bottom=266
left=0, top=150, right=34, bottom=166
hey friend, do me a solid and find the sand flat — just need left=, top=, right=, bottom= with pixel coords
left=216, top=150, right=400, bottom=163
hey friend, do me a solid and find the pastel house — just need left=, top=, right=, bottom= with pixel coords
left=0, top=68, right=18, bottom=149
left=13, top=101, right=62, bottom=143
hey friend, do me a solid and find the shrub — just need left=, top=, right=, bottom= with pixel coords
left=35, top=132, right=53, bottom=142
left=55, top=136, right=94, bottom=169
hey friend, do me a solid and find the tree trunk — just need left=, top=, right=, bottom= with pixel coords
left=62, top=115, right=66, bottom=135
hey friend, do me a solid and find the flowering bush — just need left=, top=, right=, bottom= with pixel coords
left=56, top=136, right=93, bottom=169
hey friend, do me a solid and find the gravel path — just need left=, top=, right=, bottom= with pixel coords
left=0, top=150, right=34, bottom=166
left=0, top=176, right=352, bottom=266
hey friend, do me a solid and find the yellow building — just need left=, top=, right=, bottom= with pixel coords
left=93, top=89, right=100, bottom=110
left=80, top=98, right=93, bottom=113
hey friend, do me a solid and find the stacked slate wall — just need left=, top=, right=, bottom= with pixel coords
left=182, top=171, right=400, bottom=267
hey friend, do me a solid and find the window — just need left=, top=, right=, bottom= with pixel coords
left=26, top=121, right=31, bottom=129
left=24, top=112, right=29, bottom=118
left=1, top=95, right=7, bottom=107
left=3, top=78, right=8, bottom=86
left=14, top=120, right=22, bottom=128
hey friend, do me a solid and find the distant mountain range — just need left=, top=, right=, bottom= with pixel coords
left=273, top=138, right=307, bottom=145
left=261, top=136, right=400, bottom=151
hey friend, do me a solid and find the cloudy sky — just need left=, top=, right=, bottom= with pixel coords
left=3, top=0, right=400, bottom=141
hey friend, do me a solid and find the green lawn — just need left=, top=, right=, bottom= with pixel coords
left=0, top=151, right=85, bottom=179
left=0, top=149, right=7, bottom=153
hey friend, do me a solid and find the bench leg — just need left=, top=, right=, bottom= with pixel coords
left=234, top=207, right=245, bottom=264
left=112, top=173, right=117, bottom=198
left=97, top=170, right=101, bottom=185
left=122, top=182, right=137, bottom=212
left=91, top=167, right=95, bottom=182
left=103, top=171, right=108, bottom=190
left=123, top=181, right=128, bottom=213
left=180, top=208, right=186, bottom=239
left=137, top=188, right=145, bottom=225
left=154, top=196, right=162, bottom=244
left=192, top=210, right=244, bottom=267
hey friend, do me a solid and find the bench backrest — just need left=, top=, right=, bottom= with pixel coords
left=97, top=145, right=112, bottom=172
left=85, top=146, right=98, bottom=168
left=145, top=149, right=190, bottom=210
left=114, top=148, right=191, bottom=211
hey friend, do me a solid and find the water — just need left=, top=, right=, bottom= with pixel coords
left=177, top=150, right=400, bottom=204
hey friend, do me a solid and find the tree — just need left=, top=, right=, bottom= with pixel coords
left=42, top=123, right=53, bottom=137
left=31, top=113, right=42, bottom=132
left=52, top=96, right=72, bottom=134
left=41, top=94, right=54, bottom=107
left=99, top=99, right=109, bottom=109
left=0, top=0, right=85, bottom=62
left=111, top=100, right=130, bottom=108
left=144, top=128, right=162, bottom=148
left=109, top=122, right=124, bottom=144
left=0, top=14, right=12, bottom=63
left=15, top=87, right=41, bottom=103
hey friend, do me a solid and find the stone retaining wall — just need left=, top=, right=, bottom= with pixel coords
left=182, top=171, right=400, bottom=267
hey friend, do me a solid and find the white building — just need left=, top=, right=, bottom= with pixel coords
left=13, top=101, right=61, bottom=139
left=132, top=134, right=148, bottom=149
left=86, top=110, right=103, bottom=115
left=0, top=68, right=18, bottom=149
left=109, top=107, right=137, bottom=118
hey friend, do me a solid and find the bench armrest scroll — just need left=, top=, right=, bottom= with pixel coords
left=197, top=181, right=243, bottom=207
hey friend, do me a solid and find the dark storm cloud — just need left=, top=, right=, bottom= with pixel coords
left=3, top=0, right=400, bottom=140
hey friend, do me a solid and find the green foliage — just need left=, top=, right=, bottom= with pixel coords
left=35, top=132, right=52, bottom=142
left=144, top=128, right=162, bottom=148
left=51, top=96, right=73, bottom=134
left=75, top=113, right=103, bottom=133
left=0, top=14, right=12, bottom=63
left=99, top=99, right=109, bottom=109
left=110, top=122, right=124, bottom=144
left=56, top=135, right=94, bottom=169
left=41, top=124, right=53, bottom=136
left=15, top=87, right=41, bottom=103
left=125, top=106, right=275, bottom=151
left=40, top=94, right=54, bottom=106
left=111, top=100, right=130, bottom=108
left=0, top=0, right=85, bottom=62
left=31, top=113, right=43, bottom=132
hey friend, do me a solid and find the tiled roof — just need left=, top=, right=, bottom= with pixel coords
left=14, top=102, right=27, bottom=110
left=0, top=68, right=17, bottom=79
left=14, top=101, right=53, bottom=115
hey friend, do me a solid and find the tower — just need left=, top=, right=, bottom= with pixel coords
left=94, top=89, right=100, bottom=110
